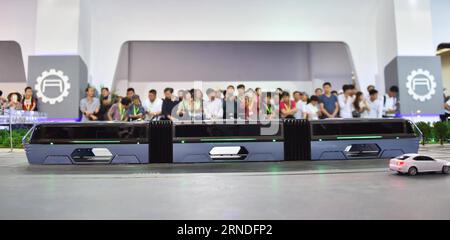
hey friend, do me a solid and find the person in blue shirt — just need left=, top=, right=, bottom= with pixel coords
left=127, top=95, right=145, bottom=121
left=319, top=82, right=339, bottom=119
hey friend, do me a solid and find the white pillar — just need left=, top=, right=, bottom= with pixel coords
left=394, top=0, right=435, bottom=56
left=34, top=0, right=81, bottom=55
left=375, top=0, right=436, bottom=93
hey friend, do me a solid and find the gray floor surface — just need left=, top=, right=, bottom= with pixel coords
left=0, top=145, right=449, bottom=220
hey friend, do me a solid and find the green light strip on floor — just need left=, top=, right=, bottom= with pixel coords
left=200, top=138, right=258, bottom=142
left=71, top=140, right=121, bottom=144
left=336, top=136, right=383, bottom=140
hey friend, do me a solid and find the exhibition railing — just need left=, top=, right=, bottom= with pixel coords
left=0, top=109, right=48, bottom=151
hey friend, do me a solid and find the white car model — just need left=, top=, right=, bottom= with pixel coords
left=389, top=154, right=450, bottom=176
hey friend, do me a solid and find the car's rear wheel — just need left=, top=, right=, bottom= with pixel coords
left=408, top=167, right=418, bottom=176
left=442, top=166, right=449, bottom=174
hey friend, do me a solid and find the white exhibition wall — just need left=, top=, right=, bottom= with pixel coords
left=375, top=0, right=398, bottom=94
left=0, top=41, right=27, bottom=94
left=84, top=0, right=379, bottom=93
left=441, top=52, right=450, bottom=92
left=0, top=0, right=37, bottom=74
left=394, top=0, right=435, bottom=56
left=2, top=0, right=450, bottom=97
left=430, top=0, right=450, bottom=48
left=34, top=0, right=81, bottom=55
left=114, top=41, right=353, bottom=98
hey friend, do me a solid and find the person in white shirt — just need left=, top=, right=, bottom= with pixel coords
left=80, top=87, right=100, bottom=122
left=0, top=90, right=7, bottom=113
left=270, top=93, right=281, bottom=117
left=143, top=89, right=163, bottom=121
left=365, top=85, right=376, bottom=100
left=444, top=98, right=450, bottom=121
left=295, top=92, right=307, bottom=120
left=304, top=96, right=322, bottom=120
left=383, top=86, right=399, bottom=118
left=204, top=88, right=223, bottom=120
left=338, top=84, right=356, bottom=118
left=366, top=89, right=383, bottom=118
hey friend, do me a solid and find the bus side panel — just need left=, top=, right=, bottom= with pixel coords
left=379, top=138, right=420, bottom=158
left=172, top=142, right=284, bottom=163
left=25, top=144, right=149, bottom=165
left=311, top=138, right=420, bottom=161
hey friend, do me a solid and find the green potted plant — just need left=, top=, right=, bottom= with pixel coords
left=416, top=122, right=432, bottom=145
left=1, top=128, right=29, bottom=148
left=433, top=121, right=448, bottom=146
left=447, top=121, right=450, bottom=141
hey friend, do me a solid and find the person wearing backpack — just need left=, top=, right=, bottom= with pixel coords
left=383, top=86, right=399, bottom=118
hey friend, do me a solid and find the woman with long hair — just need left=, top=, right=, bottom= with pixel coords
left=7, top=92, right=22, bottom=110
left=22, top=87, right=38, bottom=112
left=177, top=90, right=193, bottom=120
left=177, top=89, right=202, bottom=120
left=261, top=92, right=276, bottom=120
left=244, top=89, right=258, bottom=120
left=193, top=89, right=203, bottom=120
left=353, top=91, right=370, bottom=118
left=108, top=96, right=128, bottom=121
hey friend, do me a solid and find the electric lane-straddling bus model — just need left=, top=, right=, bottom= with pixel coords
left=23, top=119, right=420, bottom=165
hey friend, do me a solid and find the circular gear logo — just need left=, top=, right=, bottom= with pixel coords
left=406, top=68, right=437, bottom=102
left=35, top=69, right=71, bottom=105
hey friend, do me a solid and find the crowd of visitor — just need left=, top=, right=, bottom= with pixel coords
left=77, top=83, right=402, bottom=122
left=1, top=83, right=449, bottom=122
left=0, top=88, right=38, bottom=113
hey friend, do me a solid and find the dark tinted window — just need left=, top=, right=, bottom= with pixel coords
left=30, top=124, right=148, bottom=143
left=312, top=123, right=340, bottom=136
left=175, top=123, right=282, bottom=138
left=312, top=122, right=406, bottom=136
left=406, top=122, right=415, bottom=134
left=414, top=156, right=434, bottom=161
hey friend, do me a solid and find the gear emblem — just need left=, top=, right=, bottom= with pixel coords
left=406, top=68, right=436, bottom=102
left=35, top=69, right=71, bottom=105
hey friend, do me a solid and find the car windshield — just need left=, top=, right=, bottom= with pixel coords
left=396, top=155, right=410, bottom=160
